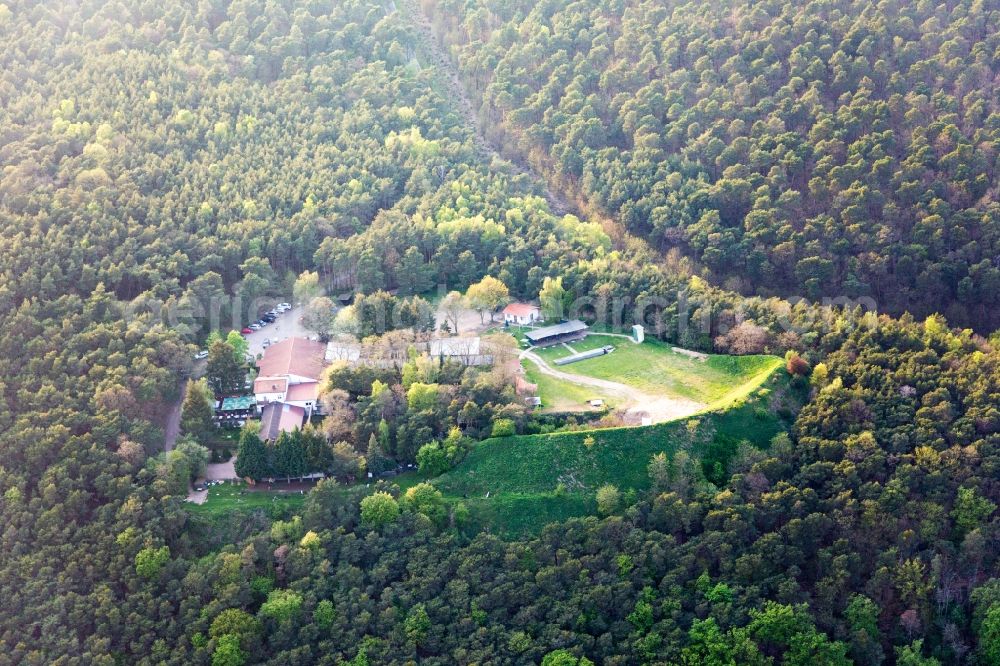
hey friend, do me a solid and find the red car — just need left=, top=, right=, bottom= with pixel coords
left=241, top=327, right=253, bottom=335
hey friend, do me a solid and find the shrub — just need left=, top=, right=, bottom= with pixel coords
left=596, top=484, right=621, bottom=516
left=491, top=418, right=515, bottom=437
left=360, top=491, right=400, bottom=527
left=134, top=545, right=169, bottom=579
left=259, top=589, right=303, bottom=623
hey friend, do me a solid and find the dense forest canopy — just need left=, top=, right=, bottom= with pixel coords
left=3, top=0, right=1000, bottom=664
left=426, top=0, right=1000, bottom=331
left=0, top=0, right=610, bottom=313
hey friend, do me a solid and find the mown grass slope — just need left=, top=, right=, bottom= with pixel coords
left=534, top=335, right=782, bottom=405
left=431, top=370, right=797, bottom=537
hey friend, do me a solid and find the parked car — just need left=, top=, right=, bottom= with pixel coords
left=193, top=350, right=208, bottom=360
left=278, top=302, right=291, bottom=310
left=241, top=327, right=253, bottom=335
left=249, top=323, right=261, bottom=331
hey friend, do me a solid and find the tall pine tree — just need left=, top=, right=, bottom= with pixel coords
left=206, top=339, right=245, bottom=397
left=180, top=379, right=215, bottom=445
left=272, top=431, right=307, bottom=479
left=366, top=432, right=392, bottom=475
left=234, top=427, right=269, bottom=481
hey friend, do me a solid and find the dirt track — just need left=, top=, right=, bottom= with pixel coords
left=519, top=350, right=704, bottom=424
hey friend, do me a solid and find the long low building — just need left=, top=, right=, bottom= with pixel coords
left=554, top=345, right=614, bottom=365
left=524, top=320, right=589, bottom=347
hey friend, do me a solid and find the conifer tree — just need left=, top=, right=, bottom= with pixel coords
left=180, top=379, right=215, bottom=444
left=234, top=427, right=269, bottom=481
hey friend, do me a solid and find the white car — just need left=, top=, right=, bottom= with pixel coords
left=262, top=339, right=271, bottom=349
left=278, top=302, right=291, bottom=310
left=249, top=323, right=261, bottom=331
left=193, top=350, right=209, bottom=360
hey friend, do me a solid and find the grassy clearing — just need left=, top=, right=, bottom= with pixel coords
left=430, top=371, right=796, bottom=536
left=184, top=482, right=306, bottom=518
left=460, top=493, right=594, bottom=538
left=523, top=363, right=614, bottom=412
left=533, top=335, right=782, bottom=405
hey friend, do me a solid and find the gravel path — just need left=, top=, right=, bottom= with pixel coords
left=185, top=488, right=208, bottom=504
left=206, top=458, right=237, bottom=481
left=520, top=350, right=704, bottom=424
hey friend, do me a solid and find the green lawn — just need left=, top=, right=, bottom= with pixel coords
left=429, top=371, right=797, bottom=536
left=533, top=335, right=782, bottom=406
left=523, top=363, right=615, bottom=412
left=185, top=481, right=306, bottom=518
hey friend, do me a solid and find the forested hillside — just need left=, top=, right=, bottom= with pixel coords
left=0, top=0, right=617, bottom=314
left=423, top=0, right=1000, bottom=330
left=4, top=0, right=1000, bottom=664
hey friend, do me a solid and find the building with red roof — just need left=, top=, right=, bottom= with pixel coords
left=502, top=302, right=541, bottom=325
left=253, top=337, right=327, bottom=417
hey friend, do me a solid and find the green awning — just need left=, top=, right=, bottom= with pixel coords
left=218, top=396, right=256, bottom=411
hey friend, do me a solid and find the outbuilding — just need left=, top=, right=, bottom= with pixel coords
left=503, top=302, right=541, bottom=325
left=524, top=320, right=589, bottom=347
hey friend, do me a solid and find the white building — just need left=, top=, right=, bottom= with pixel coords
left=502, top=302, right=541, bottom=325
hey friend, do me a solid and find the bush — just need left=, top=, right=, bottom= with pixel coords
left=134, top=545, right=169, bottom=579
left=491, top=418, right=515, bottom=437
left=416, top=441, right=448, bottom=476
left=360, top=491, right=400, bottom=527
left=596, top=484, right=621, bottom=516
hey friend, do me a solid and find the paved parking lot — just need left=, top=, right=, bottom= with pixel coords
left=242, top=305, right=312, bottom=356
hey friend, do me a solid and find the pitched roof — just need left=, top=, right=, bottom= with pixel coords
left=285, top=381, right=319, bottom=403
left=253, top=377, right=287, bottom=395
left=524, top=319, right=588, bottom=342
left=503, top=302, right=540, bottom=317
left=429, top=336, right=481, bottom=356
left=259, top=402, right=306, bottom=441
left=257, top=337, right=327, bottom=381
